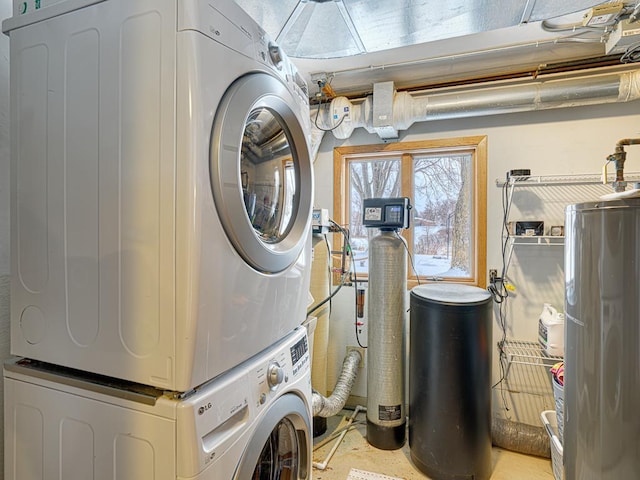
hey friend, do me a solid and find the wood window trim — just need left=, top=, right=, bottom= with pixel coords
left=333, top=136, right=487, bottom=289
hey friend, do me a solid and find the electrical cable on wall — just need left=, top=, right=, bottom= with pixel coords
left=307, top=221, right=350, bottom=317
left=323, top=233, right=333, bottom=314
left=487, top=180, right=513, bottom=412
left=331, top=219, right=368, bottom=349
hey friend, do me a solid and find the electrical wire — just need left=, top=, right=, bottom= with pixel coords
left=308, top=220, right=367, bottom=348
left=307, top=225, right=349, bottom=317
left=306, top=274, right=346, bottom=317
left=313, top=102, right=347, bottom=132
left=541, top=20, right=607, bottom=33
left=539, top=18, right=610, bottom=45
left=487, top=179, right=512, bottom=412
left=333, top=220, right=367, bottom=349
left=621, top=40, right=640, bottom=63
left=312, top=78, right=348, bottom=132
left=323, top=233, right=333, bottom=314
left=394, top=230, right=421, bottom=286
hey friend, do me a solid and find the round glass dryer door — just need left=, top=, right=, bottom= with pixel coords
left=234, top=393, right=311, bottom=479
left=211, top=73, right=313, bottom=274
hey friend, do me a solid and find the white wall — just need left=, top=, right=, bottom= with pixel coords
left=0, top=0, right=11, bottom=476
left=312, top=100, right=640, bottom=424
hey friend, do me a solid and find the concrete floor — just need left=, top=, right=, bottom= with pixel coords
left=312, top=410, right=555, bottom=480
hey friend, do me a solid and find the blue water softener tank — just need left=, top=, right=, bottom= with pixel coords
left=409, top=284, right=492, bottom=480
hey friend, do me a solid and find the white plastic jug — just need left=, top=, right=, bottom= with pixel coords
left=538, top=304, right=565, bottom=356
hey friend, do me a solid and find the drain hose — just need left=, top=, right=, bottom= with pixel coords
left=313, top=349, right=362, bottom=417
left=492, top=416, right=551, bottom=458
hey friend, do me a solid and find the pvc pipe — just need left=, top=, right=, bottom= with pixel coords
left=313, top=405, right=365, bottom=471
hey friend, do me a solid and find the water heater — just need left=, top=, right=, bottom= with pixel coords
left=564, top=197, right=640, bottom=479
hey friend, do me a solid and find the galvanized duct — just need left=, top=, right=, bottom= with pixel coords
left=309, top=67, right=640, bottom=156
left=492, top=416, right=551, bottom=459
left=312, top=348, right=362, bottom=417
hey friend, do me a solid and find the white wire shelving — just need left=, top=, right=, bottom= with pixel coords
left=493, top=173, right=633, bottom=378
left=496, top=171, right=640, bottom=269
left=500, top=339, right=563, bottom=381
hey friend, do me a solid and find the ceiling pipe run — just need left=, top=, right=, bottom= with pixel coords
left=309, top=66, right=640, bottom=160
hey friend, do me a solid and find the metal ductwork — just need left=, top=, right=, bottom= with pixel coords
left=309, top=66, right=640, bottom=158
left=312, top=348, right=362, bottom=417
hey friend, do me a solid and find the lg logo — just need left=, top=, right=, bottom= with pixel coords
left=198, top=402, right=212, bottom=415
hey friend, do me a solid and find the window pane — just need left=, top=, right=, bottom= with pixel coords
left=348, top=158, right=401, bottom=275
left=413, top=154, right=473, bottom=278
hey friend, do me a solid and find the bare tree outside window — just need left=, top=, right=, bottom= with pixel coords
left=413, top=154, right=472, bottom=277
left=348, top=159, right=401, bottom=272
left=333, top=137, right=486, bottom=287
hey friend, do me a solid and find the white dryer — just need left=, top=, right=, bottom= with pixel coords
left=3, top=0, right=313, bottom=390
left=4, top=327, right=312, bottom=480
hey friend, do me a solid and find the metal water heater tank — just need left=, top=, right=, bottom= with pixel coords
left=564, top=198, right=640, bottom=479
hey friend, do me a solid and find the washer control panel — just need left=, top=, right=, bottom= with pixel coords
left=179, top=327, right=311, bottom=476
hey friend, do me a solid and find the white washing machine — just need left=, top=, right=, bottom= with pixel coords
left=4, top=326, right=312, bottom=480
left=3, top=0, right=313, bottom=391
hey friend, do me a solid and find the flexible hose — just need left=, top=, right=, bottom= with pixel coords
left=492, top=416, right=551, bottom=458
left=312, top=349, right=362, bottom=417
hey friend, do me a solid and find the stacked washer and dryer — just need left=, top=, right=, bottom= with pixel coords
left=2, top=1, right=314, bottom=478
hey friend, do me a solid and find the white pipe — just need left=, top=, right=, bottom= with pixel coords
left=309, top=66, right=640, bottom=145
left=313, top=405, right=365, bottom=471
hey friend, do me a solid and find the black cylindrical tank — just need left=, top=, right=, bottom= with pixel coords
left=409, top=283, right=492, bottom=480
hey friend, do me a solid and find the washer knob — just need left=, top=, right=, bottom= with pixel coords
left=268, top=43, right=283, bottom=69
left=267, top=362, right=284, bottom=389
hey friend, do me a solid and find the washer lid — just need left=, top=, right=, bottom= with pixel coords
left=210, top=72, right=312, bottom=274
left=411, top=283, right=491, bottom=304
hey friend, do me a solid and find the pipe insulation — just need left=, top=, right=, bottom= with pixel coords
left=309, top=67, right=640, bottom=151
left=310, top=235, right=331, bottom=396
left=312, top=348, right=362, bottom=418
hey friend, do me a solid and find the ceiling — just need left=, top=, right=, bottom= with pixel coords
left=234, top=0, right=635, bottom=97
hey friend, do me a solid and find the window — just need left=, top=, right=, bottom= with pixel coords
left=333, top=136, right=487, bottom=288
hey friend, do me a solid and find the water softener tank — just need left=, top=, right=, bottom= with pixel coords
left=367, top=230, right=407, bottom=450
left=409, top=283, right=492, bottom=480
left=564, top=198, right=640, bottom=479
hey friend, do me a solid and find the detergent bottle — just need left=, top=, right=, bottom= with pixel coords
left=538, top=303, right=565, bottom=356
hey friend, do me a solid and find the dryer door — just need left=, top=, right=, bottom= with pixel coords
left=210, top=73, right=313, bottom=274
left=234, top=393, right=311, bottom=479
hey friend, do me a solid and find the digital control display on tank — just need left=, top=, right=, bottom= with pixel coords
left=290, top=337, right=308, bottom=366
left=362, top=197, right=411, bottom=230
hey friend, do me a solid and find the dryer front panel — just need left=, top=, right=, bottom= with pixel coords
left=8, top=0, right=180, bottom=389
left=7, top=0, right=312, bottom=392
left=210, top=73, right=313, bottom=274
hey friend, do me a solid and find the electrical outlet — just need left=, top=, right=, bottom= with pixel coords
left=346, top=346, right=366, bottom=368
left=489, top=269, right=498, bottom=284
